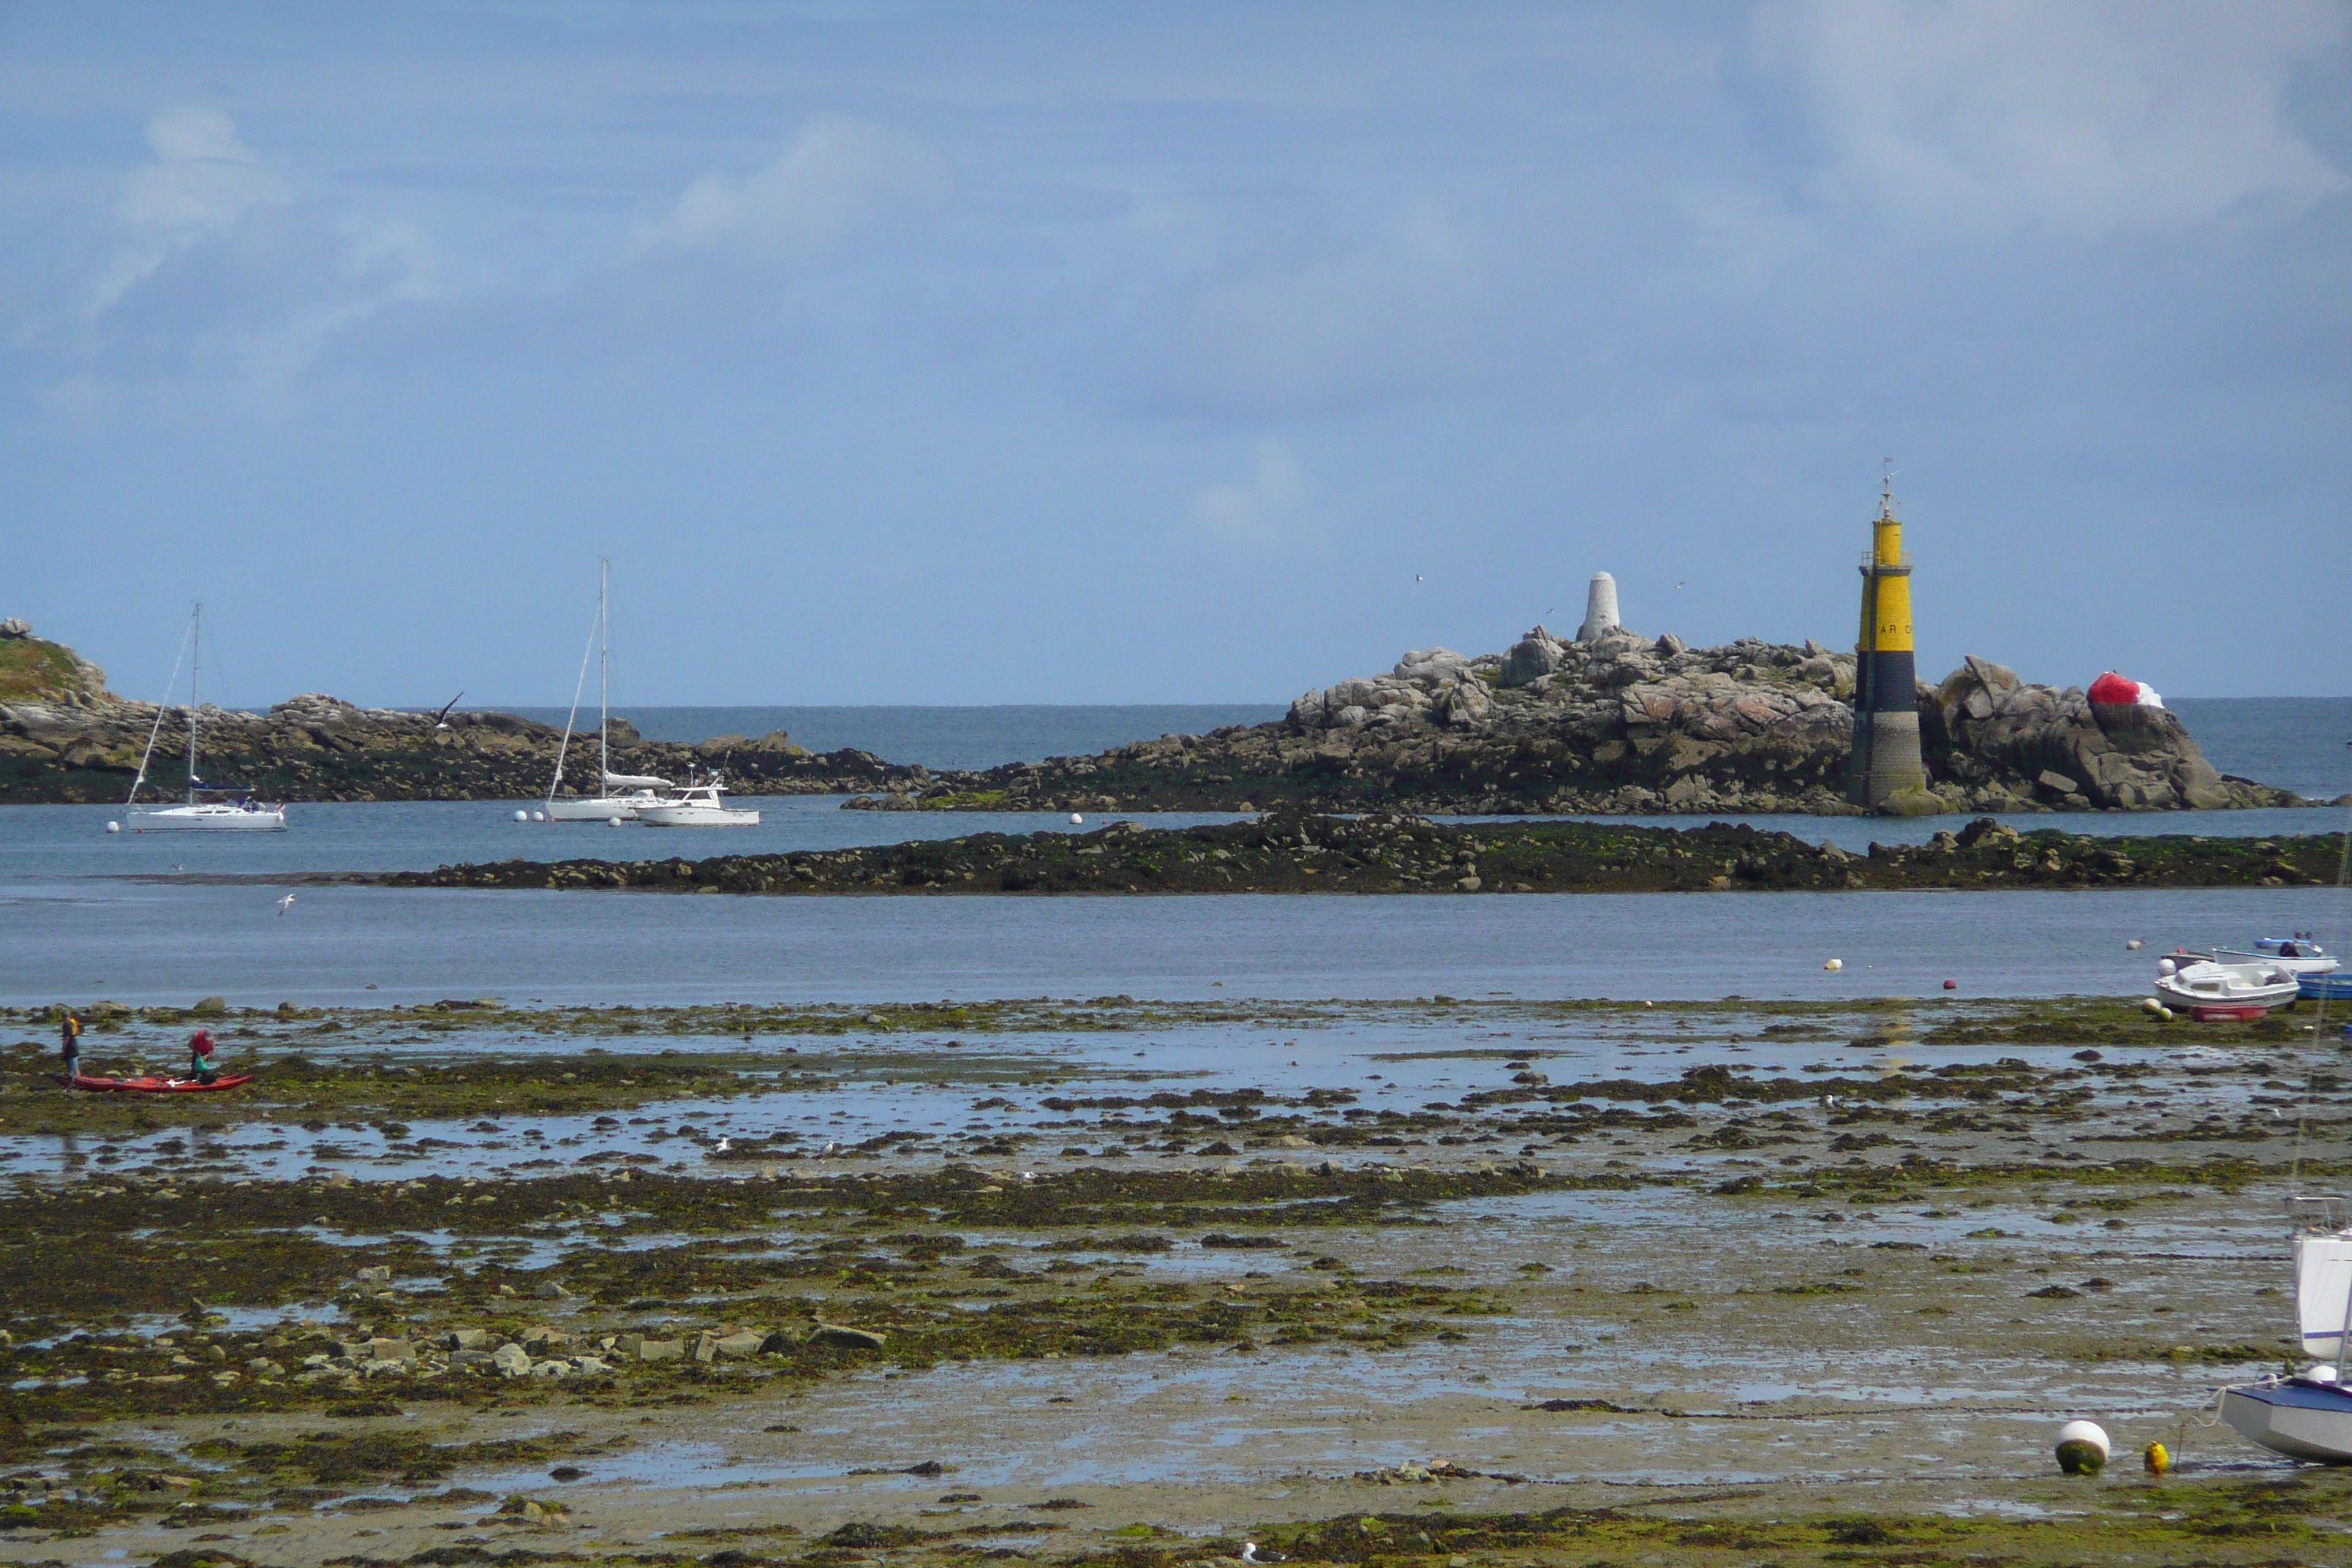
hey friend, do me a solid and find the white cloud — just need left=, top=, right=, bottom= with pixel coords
left=1188, top=439, right=1316, bottom=549
left=1754, top=0, right=2348, bottom=233
left=91, top=107, right=293, bottom=311
left=629, top=113, right=950, bottom=263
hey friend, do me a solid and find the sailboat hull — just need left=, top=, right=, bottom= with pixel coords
left=128, top=804, right=287, bottom=832
left=2223, top=1378, right=2352, bottom=1463
left=546, top=794, right=666, bottom=821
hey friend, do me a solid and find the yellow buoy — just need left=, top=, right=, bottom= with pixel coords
left=1824, top=958, right=1843, bottom=971
left=2144, top=1440, right=2170, bottom=1474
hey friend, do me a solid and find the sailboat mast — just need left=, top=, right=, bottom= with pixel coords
left=598, top=559, right=610, bottom=792
left=186, top=603, right=201, bottom=804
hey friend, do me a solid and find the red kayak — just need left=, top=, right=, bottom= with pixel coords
left=64, top=1072, right=253, bottom=1093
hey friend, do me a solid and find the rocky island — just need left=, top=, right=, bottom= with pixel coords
left=0, top=614, right=2308, bottom=815
left=848, top=627, right=2304, bottom=817
left=0, top=619, right=921, bottom=804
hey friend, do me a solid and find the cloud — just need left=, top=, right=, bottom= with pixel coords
left=1187, top=439, right=1317, bottom=549
left=91, top=107, right=294, bottom=312
left=1754, top=0, right=2349, bottom=234
left=629, top=113, right=951, bottom=263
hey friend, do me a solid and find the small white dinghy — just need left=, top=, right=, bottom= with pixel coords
left=638, top=774, right=758, bottom=826
left=2155, top=954, right=2299, bottom=1015
left=2223, top=1203, right=2352, bottom=1463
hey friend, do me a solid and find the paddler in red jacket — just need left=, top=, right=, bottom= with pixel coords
left=187, top=1028, right=221, bottom=1085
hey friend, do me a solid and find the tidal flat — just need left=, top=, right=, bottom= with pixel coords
left=3, top=992, right=2351, bottom=1566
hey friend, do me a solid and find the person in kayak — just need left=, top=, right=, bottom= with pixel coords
left=59, top=1011, right=82, bottom=1086
left=187, top=1028, right=221, bottom=1085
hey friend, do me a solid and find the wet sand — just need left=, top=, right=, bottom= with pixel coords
left=3, top=992, right=2350, bottom=1565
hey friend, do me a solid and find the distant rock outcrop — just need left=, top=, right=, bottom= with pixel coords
left=851, top=626, right=2299, bottom=818
left=0, top=623, right=919, bottom=804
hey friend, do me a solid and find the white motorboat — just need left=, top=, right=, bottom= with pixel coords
left=2214, top=937, right=2340, bottom=978
left=638, top=774, right=759, bottom=826
left=543, top=561, right=672, bottom=822
left=2222, top=1202, right=2352, bottom=1462
left=124, top=605, right=287, bottom=832
left=2154, top=954, right=2299, bottom=1014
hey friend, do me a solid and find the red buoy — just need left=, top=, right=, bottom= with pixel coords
left=1942, top=978, right=1959, bottom=990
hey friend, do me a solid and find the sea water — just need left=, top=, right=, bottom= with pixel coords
left=1, top=876, right=2341, bottom=1009
left=2, top=697, right=2341, bottom=1007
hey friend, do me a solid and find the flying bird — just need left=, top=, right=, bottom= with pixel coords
left=714, top=1136, right=732, bottom=1153
left=431, top=693, right=464, bottom=729
left=275, top=894, right=296, bottom=916
left=1414, top=574, right=1423, bottom=582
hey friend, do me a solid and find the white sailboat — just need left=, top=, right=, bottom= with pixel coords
left=124, top=605, right=287, bottom=832
left=638, top=772, right=760, bottom=826
left=2221, top=1200, right=2352, bottom=1461
left=2218, top=802, right=2352, bottom=1461
left=544, top=559, right=673, bottom=822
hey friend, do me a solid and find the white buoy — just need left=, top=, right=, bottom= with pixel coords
left=2313, top=1362, right=2340, bottom=1384
left=1070, top=813, right=1083, bottom=825
left=607, top=816, right=624, bottom=828
left=2125, top=938, right=2144, bottom=951
left=532, top=810, right=546, bottom=823
left=2156, top=957, right=2176, bottom=977
left=1576, top=570, right=1621, bottom=643
left=105, top=821, right=121, bottom=834
left=1823, top=958, right=1843, bottom=971
left=513, top=810, right=529, bottom=823
left=2054, top=1419, right=2110, bottom=1475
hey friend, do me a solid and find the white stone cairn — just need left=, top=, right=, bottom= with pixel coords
left=1576, top=571, right=1620, bottom=643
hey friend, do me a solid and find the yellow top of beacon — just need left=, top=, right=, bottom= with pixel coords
left=1860, top=482, right=1914, bottom=654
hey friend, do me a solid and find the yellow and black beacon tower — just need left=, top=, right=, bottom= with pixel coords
left=1845, top=472, right=1930, bottom=809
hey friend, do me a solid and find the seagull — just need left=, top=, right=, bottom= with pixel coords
left=1242, top=1544, right=1286, bottom=1564
left=275, top=894, right=296, bottom=916
left=821, top=1140, right=837, bottom=1156
left=1676, top=581, right=1687, bottom=589
left=430, top=692, right=464, bottom=729
left=1414, top=574, right=1423, bottom=582
left=1820, top=1093, right=1839, bottom=1109
left=715, top=1136, right=732, bottom=1152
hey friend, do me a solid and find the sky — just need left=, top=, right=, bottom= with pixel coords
left=4, top=1, right=2348, bottom=706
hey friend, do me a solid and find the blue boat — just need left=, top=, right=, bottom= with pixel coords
left=2302, top=972, right=2352, bottom=1001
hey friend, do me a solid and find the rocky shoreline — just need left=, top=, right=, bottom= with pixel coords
left=844, top=633, right=2307, bottom=818
left=2, top=616, right=2313, bottom=815
left=0, top=622, right=921, bottom=804
left=380, top=810, right=2343, bottom=896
